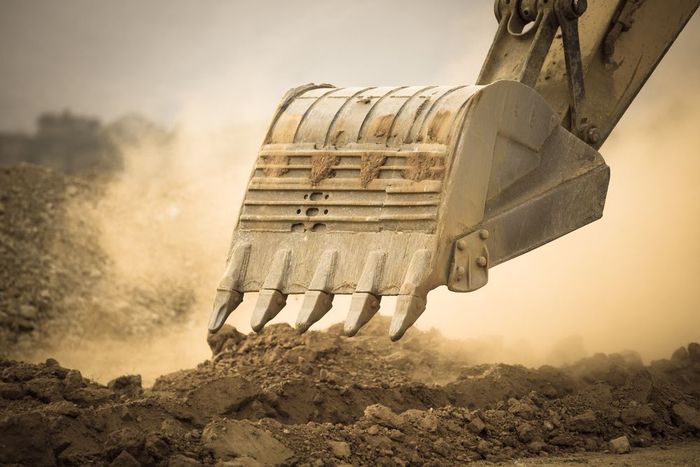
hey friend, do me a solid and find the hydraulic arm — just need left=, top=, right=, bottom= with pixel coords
left=208, top=0, right=698, bottom=340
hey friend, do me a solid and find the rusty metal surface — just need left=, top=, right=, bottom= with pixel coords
left=210, top=81, right=609, bottom=339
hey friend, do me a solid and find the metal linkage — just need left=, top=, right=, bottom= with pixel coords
left=555, top=0, right=587, bottom=134
left=447, top=229, right=490, bottom=293
left=479, top=0, right=588, bottom=138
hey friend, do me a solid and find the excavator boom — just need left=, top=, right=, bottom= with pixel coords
left=481, top=0, right=699, bottom=146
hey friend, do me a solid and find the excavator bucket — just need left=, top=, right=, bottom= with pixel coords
left=209, top=80, right=609, bottom=340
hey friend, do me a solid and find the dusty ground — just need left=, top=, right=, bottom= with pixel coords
left=501, top=441, right=700, bottom=466
left=1, top=320, right=700, bottom=466
left=1, top=165, right=700, bottom=466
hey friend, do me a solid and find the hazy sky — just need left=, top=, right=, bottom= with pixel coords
left=0, top=0, right=497, bottom=131
left=2, top=1, right=699, bottom=376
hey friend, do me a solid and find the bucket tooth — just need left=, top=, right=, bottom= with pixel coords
left=345, top=292, right=381, bottom=337
left=389, top=294, right=427, bottom=341
left=209, top=289, right=244, bottom=332
left=344, top=250, right=386, bottom=336
left=251, top=289, right=287, bottom=332
left=208, top=243, right=251, bottom=332
left=251, top=249, right=291, bottom=332
left=295, top=249, right=338, bottom=333
left=296, top=290, right=334, bottom=333
left=389, top=249, right=431, bottom=341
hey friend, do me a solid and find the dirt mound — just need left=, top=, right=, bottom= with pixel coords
left=1, top=319, right=699, bottom=466
left=0, top=164, right=99, bottom=349
left=0, top=164, right=194, bottom=358
left=1, top=165, right=699, bottom=465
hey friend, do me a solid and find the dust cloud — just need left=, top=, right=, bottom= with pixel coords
left=268, top=31, right=700, bottom=367
left=414, top=52, right=700, bottom=366
left=57, top=82, right=699, bottom=385
left=8, top=2, right=698, bottom=383
left=43, top=122, right=266, bottom=385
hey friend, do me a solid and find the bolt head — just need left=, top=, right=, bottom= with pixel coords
left=456, top=266, right=465, bottom=277
left=573, top=0, right=588, bottom=16
left=457, top=240, right=466, bottom=251
left=476, top=256, right=488, bottom=267
left=479, top=229, right=490, bottom=240
left=586, top=126, right=601, bottom=145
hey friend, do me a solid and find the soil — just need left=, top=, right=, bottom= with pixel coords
left=1, top=319, right=699, bottom=466
left=0, top=164, right=103, bottom=351
left=263, top=155, right=290, bottom=178
left=359, top=154, right=386, bottom=187
left=310, top=154, right=339, bottom=185
left=498, top=441, right=700, bottom=466
left=0, top=165, right=193, bottom=358
left=1, top=164, right=700, bottom=466
left=401, top=154, right=444, bottom=182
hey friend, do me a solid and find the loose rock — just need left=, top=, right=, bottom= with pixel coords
left=609, top=435, right=631, bottom=454
left=328, top=440, right=351, bottom=458
left=673, top=403, right=700, bottom=431
left=202, top=419, right=293, bottom=464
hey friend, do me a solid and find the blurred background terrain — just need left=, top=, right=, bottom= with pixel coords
left=0, top=0, right=698, bottom=381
